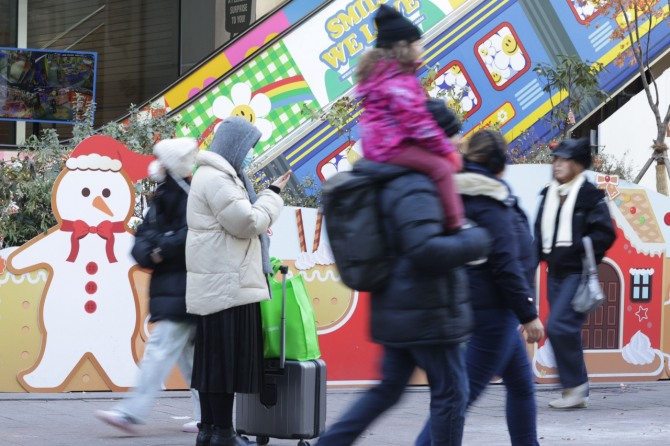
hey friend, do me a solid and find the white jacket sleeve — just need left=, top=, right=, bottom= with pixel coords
left=209, top=173, right=283, bottom=239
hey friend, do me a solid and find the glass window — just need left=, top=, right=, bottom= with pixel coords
left=0, top=0, right=17, bottom=46
left=0, top=0, right=18, bottom=147
left=629, top=269, right=653, bottom=303
left=26, top=0, right=180, bottom=130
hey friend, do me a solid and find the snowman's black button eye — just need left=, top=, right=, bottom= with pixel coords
left=82, top=188, right=90, bottom=197
left=102, top=188, right=111, bottom=198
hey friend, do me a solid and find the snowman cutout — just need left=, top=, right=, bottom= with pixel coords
left=8, top=135, right=154, bottom=391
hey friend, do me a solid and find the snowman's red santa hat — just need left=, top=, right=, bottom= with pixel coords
left=65, top=135, right=156, bottom=183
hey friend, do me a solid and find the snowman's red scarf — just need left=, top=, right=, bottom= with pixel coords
left=60, top=220, right=126, bottom=263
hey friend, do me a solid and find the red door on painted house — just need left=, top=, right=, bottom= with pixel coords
left=582, top=263, right=620, bottom=349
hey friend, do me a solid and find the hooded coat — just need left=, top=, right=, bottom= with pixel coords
left=352, top=159, right=490, bottom=347
left=357, top=60, right=456, bottom=163
left=456, top=165, right=538, bottom=324
left=185, top=118, right=283, bottom=316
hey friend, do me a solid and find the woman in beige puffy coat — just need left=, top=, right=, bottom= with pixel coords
left=186, top=116, right=291, bottom=446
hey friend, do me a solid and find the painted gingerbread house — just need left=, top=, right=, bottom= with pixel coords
left=508, top=164, right=670, bottom=383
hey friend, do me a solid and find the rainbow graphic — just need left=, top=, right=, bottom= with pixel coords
left=195, top=76, right=314, bottom=151
left=254, top=75, right=312, bottom=111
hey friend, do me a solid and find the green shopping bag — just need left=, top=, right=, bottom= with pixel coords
left=261, top=258, right=321, bottom=361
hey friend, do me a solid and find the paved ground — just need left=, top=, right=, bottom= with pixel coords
left=0, top=381, right=669, bottom=445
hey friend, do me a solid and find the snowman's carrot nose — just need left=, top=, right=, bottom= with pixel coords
left=93, top=196, right=113, bottom=216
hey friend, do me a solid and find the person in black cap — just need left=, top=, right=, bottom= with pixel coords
left=356, top=4, right=465, bottom=233
left=534, top=138, right=615, bottom=409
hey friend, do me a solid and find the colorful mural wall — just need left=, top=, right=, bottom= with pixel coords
left=3, top=0, right=670, bottom=392
left=0, top=134, right=383, bottom=391
left=113, top=0, right=670, bottom=183
left=5, top=159, right=670, bottom=392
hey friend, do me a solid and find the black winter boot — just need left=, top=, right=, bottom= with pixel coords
left=196, top=423, right=214, bottom=446
left=210, top=426, right=256, bottom=446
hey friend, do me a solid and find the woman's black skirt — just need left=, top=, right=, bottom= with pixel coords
left=191, top=302, right=264, bottom=394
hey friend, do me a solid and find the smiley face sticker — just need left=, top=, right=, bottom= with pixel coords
left=475, top=23, right=530, bottom=90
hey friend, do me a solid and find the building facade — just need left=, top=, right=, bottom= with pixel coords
left=0, top=0, right=286, bottom=148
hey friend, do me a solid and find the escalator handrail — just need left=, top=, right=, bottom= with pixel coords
left=40, top=5, right=106, bottom=50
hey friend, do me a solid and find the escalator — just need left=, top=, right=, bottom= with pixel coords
left=126, top=0, right=334, bottom=117
left=160, top=0, right=667, bottom=188
left=165, top=0, right=472, bottom=178
left=0, top=0, right=331, bottom=151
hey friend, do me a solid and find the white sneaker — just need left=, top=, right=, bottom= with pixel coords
left=549, top=382, right=589, bottom=409
left=182, top=420, right=199, bottom=433
left=95, top=409, right=139, bottom=434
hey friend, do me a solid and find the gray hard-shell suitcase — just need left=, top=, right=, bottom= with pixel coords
left=236, top=265, right=327, bottom=446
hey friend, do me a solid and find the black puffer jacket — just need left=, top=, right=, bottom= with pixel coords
left=456, top=165, right=537, bottom=324
left=132, top=176, right=194, bottom=322
left=353, top=160, right=491, bottom=348
left=534, top=179, right=616, bottom=277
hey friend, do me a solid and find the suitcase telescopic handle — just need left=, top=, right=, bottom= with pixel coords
left=279, top=265, right=289, bottom=370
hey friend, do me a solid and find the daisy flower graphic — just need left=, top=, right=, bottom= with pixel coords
left=212, top=83, right=273, bottom=141
left=320, top=141, right=362, bottom=181
left=440, top=65, right=469, bottom=90
left=477, top=37, right=498, bottom=66
left=497, top=109, right=509, bottom=124
left=459, top=87, right=477, bottom=113
left=435, top=66, right=478, bottom=113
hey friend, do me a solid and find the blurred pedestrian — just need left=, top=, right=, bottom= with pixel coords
left=316, top=127, right=490, bottom=444
left=417, top=128, right=544, bottom=446
left=535, top=138, right=615, bottom=409
left=356, top=3, right=464, bottom=232
left=95, top=137, right=201, bottom=434
left=185, top=116, right=291, bottom=446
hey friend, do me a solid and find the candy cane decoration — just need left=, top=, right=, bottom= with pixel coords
left=295, top=208, right=307, bottom=253
left=313, top=208, right=323, bottom=253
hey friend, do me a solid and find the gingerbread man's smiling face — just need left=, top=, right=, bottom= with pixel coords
left=54, top=170, right=134, bottom=226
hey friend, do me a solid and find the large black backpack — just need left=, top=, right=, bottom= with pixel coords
left=321, top=161, right=393, bottom=292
